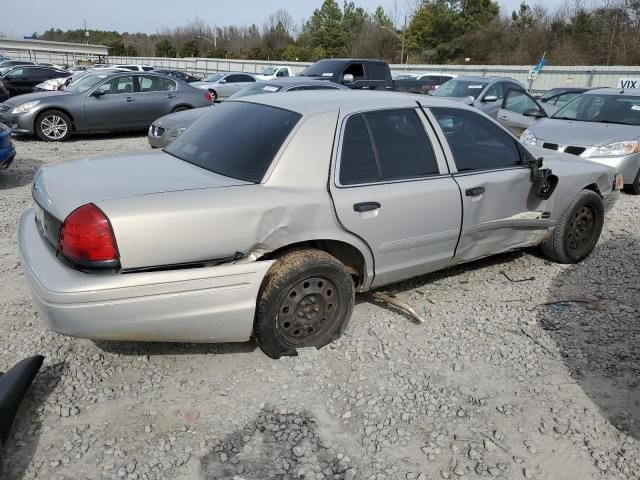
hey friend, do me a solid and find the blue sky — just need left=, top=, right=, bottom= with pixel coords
left=2, top=0, right=563, bottom=38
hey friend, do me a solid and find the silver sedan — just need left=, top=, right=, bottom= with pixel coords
left=190, top=72, right=257, bottom=101
left=520, top=88, right=640, bottom=194
left=19, top=92, right=620, bottom=358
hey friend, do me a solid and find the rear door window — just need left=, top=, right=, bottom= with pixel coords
left=339, top=109, right=439, bottom=185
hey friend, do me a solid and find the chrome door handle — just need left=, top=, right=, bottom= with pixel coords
left=125, top=97, right=135, bottom=102
left=498, top=115, right=508, bottom=120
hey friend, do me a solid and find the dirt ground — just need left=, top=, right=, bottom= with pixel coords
left=0, top=133, right=638, bottom=480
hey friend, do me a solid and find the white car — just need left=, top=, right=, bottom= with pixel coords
left=256, top=66, right=292, bottom=80
left=95, top=64, right=154, bottom=72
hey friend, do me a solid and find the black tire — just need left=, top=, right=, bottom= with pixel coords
left=623, top=169, right=640, bottom=195
left=254, top=249, right=355, bottom=359
left=208, top=89, right=217, bottom=102
left=172, top=105, right=191, bottom=113
left=540, top=190, right=604, bottom=264
left=35, top=110, right=72, bottom=142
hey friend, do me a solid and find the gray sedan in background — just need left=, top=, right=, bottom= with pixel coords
left=190, top=72, right=257, bottom=101
left=19, top=92, right=620, bottom=358
left=431, top=76, right=527, bottom=119
left=148, top=78, right=348, bottom=148
left=520, top=88, right=640, bottom=193
left=0, top=71, right=212, bottom=141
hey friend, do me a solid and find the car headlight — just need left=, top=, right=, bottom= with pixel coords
left=12, top=100, right=40, bottom=114
left=590, top=141, right=639, bottom=157
left=520, top=129, right=537, bottom=146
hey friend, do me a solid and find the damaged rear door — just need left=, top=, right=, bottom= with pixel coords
left=428, top=107, right=553, bottom=263
left=330, top=107, right=462, bottom=287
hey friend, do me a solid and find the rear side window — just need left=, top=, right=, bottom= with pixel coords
left=340, top=109, right=439, bottom=185
left=165, top=102, right=301, bottom=183
left=431, top=107, right=521, bottom=171
left=366, top=63, right=388, bottom=81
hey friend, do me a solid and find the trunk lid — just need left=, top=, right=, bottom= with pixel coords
left=32, top=150, right=250, bottom=221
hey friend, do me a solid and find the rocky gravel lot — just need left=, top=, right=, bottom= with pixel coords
left=0, top=133, right=638, bottom=480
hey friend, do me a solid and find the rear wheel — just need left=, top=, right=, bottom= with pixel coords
left=35, top=110, right=72, bottom=142
left=623, top=169, right=640, bottom=195
left=254, top=249, right=355, bottom=359
left=540, top=190, right=604, bottom=263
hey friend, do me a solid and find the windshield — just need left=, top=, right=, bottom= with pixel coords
left=65, top=74, right=108, bottom=93
left=552, top=93, right=640, bottom=126
left=204, top=73, right=225, bottom=82
left=299, top=60, right=344, bottom=77
left=165, top=101, right=301, bottom=183
left=228, top=83, right=283, bottom=99
left=432, top=79, right=489, bottom=99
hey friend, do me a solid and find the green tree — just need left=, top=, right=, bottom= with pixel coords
left=107, top=41, right=126, bottom=56
left=124, top=45, right=138, bottom=56
left=179, top=40, right=200, bottom=57
left=155, top=39, right=177, bottom=57
left=303, top=0, right=346, bottom=57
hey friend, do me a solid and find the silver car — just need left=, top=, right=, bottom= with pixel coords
left=431, top=76, right=527, bottom=119
left=521, top=88, right=640, bottom=194
left=191, top=72, right=257, bottom=101
left=0, top=71, right=212, bottom=141
left=148, top=79, right=348, bottom=148
left=19, top=91, right=621, bottom=358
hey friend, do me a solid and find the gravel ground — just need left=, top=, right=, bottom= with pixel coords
left=0, top=133, right=638, bottom=480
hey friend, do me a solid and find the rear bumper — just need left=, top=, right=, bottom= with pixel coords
left=18, top=209, right=273, bottom=343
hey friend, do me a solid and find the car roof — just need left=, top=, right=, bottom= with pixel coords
left=585, top=87, right=640, bottom=96
left=232, top=90, right=473, bottom=115
left=263, top=78, right=344, bottom=86
left=451, top=76, right=514, bottom=82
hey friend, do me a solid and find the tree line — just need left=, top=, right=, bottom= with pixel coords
left=32, top=0, right=640, bottom=65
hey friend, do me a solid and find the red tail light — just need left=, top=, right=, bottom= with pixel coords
left=204, top=91, right=213, bottom=102
left=59, top=204, right=119, bottom=263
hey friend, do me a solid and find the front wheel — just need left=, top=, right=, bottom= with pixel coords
left=540, top=190, right=604, bottom=263
left=35, top=110, right=72, bottom=142
left=254, top=250, right=355, bottom=359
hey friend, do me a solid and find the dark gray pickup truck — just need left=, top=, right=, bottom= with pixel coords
left=296, top=58, right=449, bottom=94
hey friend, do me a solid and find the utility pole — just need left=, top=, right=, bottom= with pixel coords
left=400, top=14, right=406, bottom=65
left=83, top=20, right=89, bottom=45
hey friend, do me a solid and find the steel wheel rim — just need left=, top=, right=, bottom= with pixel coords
left=41, top=115, right=67, bottom=140
left=565, top=205, right=596, bottom=254
left=277, top=276, right=340, bottom=346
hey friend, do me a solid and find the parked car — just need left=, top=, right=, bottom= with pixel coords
left=0, top=66, right=70, bottom=98
left=495, top=88, right=550, bottom=136
left=431, top=76, right=527, bottom=119
left=394, top=72, right=457, bottom=82
left=153, top=69, right=201, bottom=83
left=0, top=356, right=44, bottom=476
left=19, top=91, right=620, bottom=358
left=394, top=73, right=457, bottom=95
left=34, top=68, right=126, bottom=92
left=0, top=71, right=212, bottom=141
left=298, top=58, right=395, bottom=91
left=521, top=88, right=640, bottom=193
left=0, top=60, right=36, bottom=76
left=0, top=122, right=15, bottom=170
left=148, top=78, right=348, bottom=148
left=95, top=64, right=154, bottom=72
left=538, top=87, right=591, bottom=114
left=191, top=72, right=257, bottom=101
left=256, top=66, right=293, bottom=80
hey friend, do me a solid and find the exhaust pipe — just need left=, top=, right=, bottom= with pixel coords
left=0, top=355, right=44, bottom=475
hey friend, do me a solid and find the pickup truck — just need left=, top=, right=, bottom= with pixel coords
left=256, top=66, right=293, bottom=80
left=297, top=58, right=451, bottom=94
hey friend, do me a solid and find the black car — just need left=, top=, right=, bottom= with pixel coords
left=0, top=81, right=8, bottom=103
left=0, top=60, right=36, bottom=76
left=154, top=69, right=202, bottom=83
left=0, top=66, right=70, bottom=98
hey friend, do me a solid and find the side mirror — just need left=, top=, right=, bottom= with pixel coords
left=482, top=95, right=498, bottom=102
left=219, top=79, right=226, bottom=84
left=91, top=89, right=106, bottom=97
left=343, top=74, right=354, bottom=84
left=523, top=108, right=546, bottom=118
left=522, top=155, right=558, bottom=199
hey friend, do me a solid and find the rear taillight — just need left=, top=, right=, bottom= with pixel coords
left=204, top=91, right=213, bottom=102
left=59, top=204, right=119, bottom=263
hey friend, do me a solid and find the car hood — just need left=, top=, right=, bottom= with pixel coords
left=33, top=150, right=250, bottom=220
left=529, top=118, right=640, bottom=146
left=6, top=90, right=70, bottom=105
left=431, top=95, right=475, bottom=105
left=153, top=106, right=213, bottom=129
